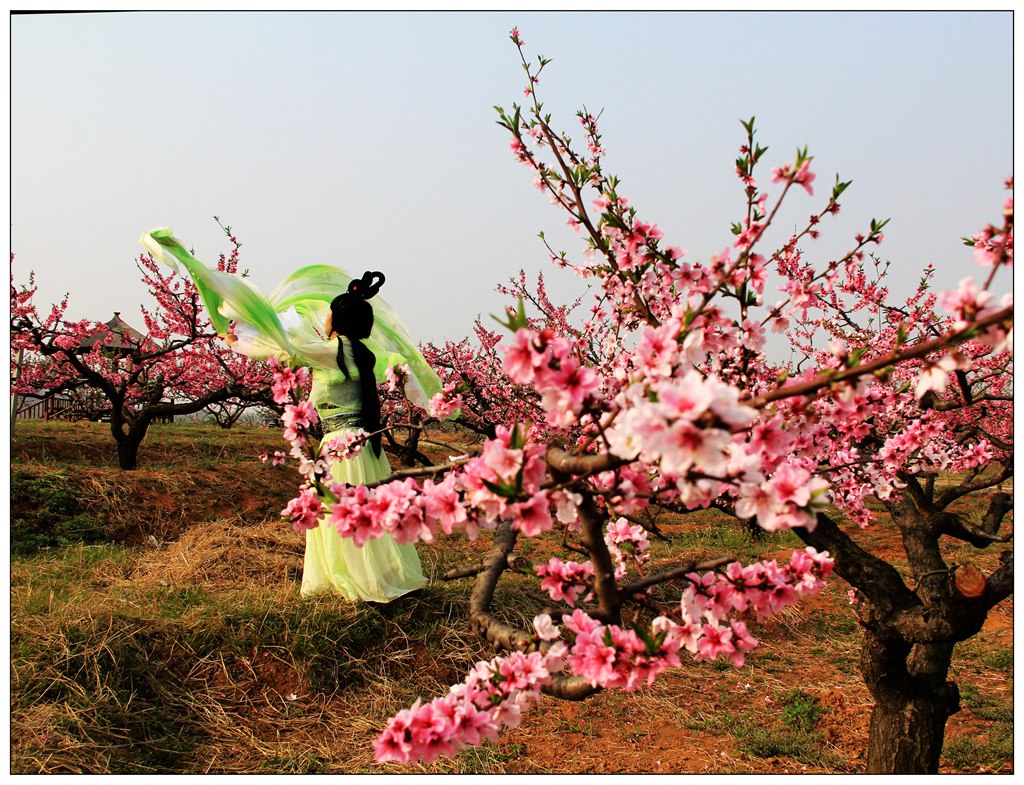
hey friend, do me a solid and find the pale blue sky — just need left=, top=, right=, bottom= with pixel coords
left=10, top=11, right=1013, bottom=348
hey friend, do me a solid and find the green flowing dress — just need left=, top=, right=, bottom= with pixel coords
left=302, top=345, right=426, bottom=600
left=140, top=228, right=439, bottom=602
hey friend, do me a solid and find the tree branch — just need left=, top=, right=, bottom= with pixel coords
left=935, top=461, right=1013, bottom=509
left=750, top=305, right=1013, bottom=409
left=793, top=511, right=918, bottom=615
left=619, top=557, right=732, bottom=598
left=936, top=511, right=1013, bottom=548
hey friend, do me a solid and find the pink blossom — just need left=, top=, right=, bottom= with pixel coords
left=510, top=493, right=554, bottom=536
left=793, top=160, right=816, bottom=195
left=533, top=614, right=560, bottom=640
left=767, top=462, right=815, bottom=507
left=282, top=486, right=323, bottom=532
left=422, top=474, right=467, bottom=534
left=482, top=439, right=524, bottom=480
left=914, top=354, right=964, bottom=401
left=282, top=399, right=318, bottom=443
left=321, top=431, right=366, bottom=461
left=695, top=622, right=735, bottom=663
left=502, top=329, right=541, bottom=383
left=536, top=557, right=594, bottom=605
left=656, top=372, right=713, bottom=421
left=604, top=517, right=651, bottom=572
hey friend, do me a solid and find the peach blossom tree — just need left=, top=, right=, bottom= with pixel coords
left=11, top=224, right=277, bottom=469
left=261, top=31, right=1013, bottom=773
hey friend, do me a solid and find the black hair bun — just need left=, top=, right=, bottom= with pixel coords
left=348, top=271, right=385, bottom=300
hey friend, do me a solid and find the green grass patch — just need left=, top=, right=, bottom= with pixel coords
left=980, top=646, right=1013, bottom=672
left=450, top=741, right=526, bottom=772
left=11, top=470, right=107, bottom=553
left=942, top=725, right=1013, bottom=772
left=736, top=725, right=841, bottom=768
left=10, top=543, right=490, bottom=774
left=959, top=684, right=1013, bottom=723
left=262, top=750, right=328, bottom=774
left=780, top=689, right=823, bottom=731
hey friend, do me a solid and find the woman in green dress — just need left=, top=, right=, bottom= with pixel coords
left=140, top=228, right=439, bottom=602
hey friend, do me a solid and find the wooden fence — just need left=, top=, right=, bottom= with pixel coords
left=13, top=395, right=174, bottom=423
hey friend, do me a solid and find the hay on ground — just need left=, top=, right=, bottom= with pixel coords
left=130, top=520, right=305, bottom=591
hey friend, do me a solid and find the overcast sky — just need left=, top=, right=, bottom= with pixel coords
left=10, top=11, right=1013, bottom=350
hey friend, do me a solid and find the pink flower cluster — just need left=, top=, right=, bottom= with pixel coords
left=938, top=277, right=1012, bottom=353
left=268, top=357, right=309, bottom=405
left=968, top=187, right=1013, bottom=268
left=771, top=159, right=816, bottom=196
left=673, top=548, right=834, bottom=666
left=913, top=352, right=970, bottom=402
left=282, top=486, right=323, bottom=532
left=374, top=617, right=566, bottom=764
left=535, top=519, right=650, bottom=606
left=271, top=360, right=338, bottom=529
left=734, top=460, right=830, bottom=532
left=258, top=450, right=288, bottom=466
left=605, top=371, right=757, bottom=487
left=451, top=425, right=552, bottom=536
left=562, top=609, right=682, bottom=691
left=548, top=549, right=833, bottom=686
left=688, top=547, right=833, bottom=623
left=502, top=328, right=601, bottom=427
left=325, top=425, right=562, bottom=546
left=428, top=380, right=463, bottom=419
left=377, top=546, right=833, bottom=763
left=321, top=431, right=366, bottom=462
left=535, top=556, right=594, bottom=605
left=604, top=517, right=651, bottom=572
left=282, top=399, right=318, bottom=444
left=327, top=479, right=431, bottom=546
left=385, top=363, right=410, bottom=393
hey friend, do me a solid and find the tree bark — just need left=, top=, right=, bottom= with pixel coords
left=114, top=432, right=145, bottom=470
left=111, top=407, right=149, bottom=471
left=862, top=631, right=958, bottom=773
left=402, top=411, right=423, bottom=467
left=866, top=689, right=955, bottom=773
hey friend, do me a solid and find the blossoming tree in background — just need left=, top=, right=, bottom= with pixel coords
left=11, top=224, right=278, bottom=469
left=264, top=31, right=1012, bottom=773
left=420, top=268, right=612, bottom=441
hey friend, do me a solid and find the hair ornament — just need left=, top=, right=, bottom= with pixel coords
left=347, top=270, right=385, bottom=300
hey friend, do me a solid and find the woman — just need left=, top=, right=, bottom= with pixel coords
left=298, top=273, right=427, bottom=600
left=140, top=228, right=438, bottom=602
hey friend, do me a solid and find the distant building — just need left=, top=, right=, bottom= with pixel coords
left=77, top=312, right=149, bottom=355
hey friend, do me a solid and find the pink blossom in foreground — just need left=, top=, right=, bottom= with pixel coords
left=282, top=486, right=323, bottom=532
left=268, top=357, right=308, bottom=405
left=384, top=363, right=410, bottom=393
left=282, top=399, right=318, bottom=444
left=428, top=381, right=463, bottom=419
left=321, top=431, right=367, bottom=461
left=374, top=618, right=566, bottom=764
left=535, top=556, right=594, bottom=605
left=378, top=546, right=835, bottom=763
left=771, top=159, right=816, bottom=196
left=510, top=493, right=555, bottom=536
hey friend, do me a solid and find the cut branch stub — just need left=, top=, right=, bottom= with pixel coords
left=954, top=565, right=986, bottom=598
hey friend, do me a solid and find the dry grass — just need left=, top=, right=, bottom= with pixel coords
left=10, top=525, right=493, bottom=774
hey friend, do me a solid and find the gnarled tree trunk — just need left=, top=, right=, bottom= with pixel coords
left=112, top=412, right=149, bottom=470
left=862, top=632, right=958, bottom=773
